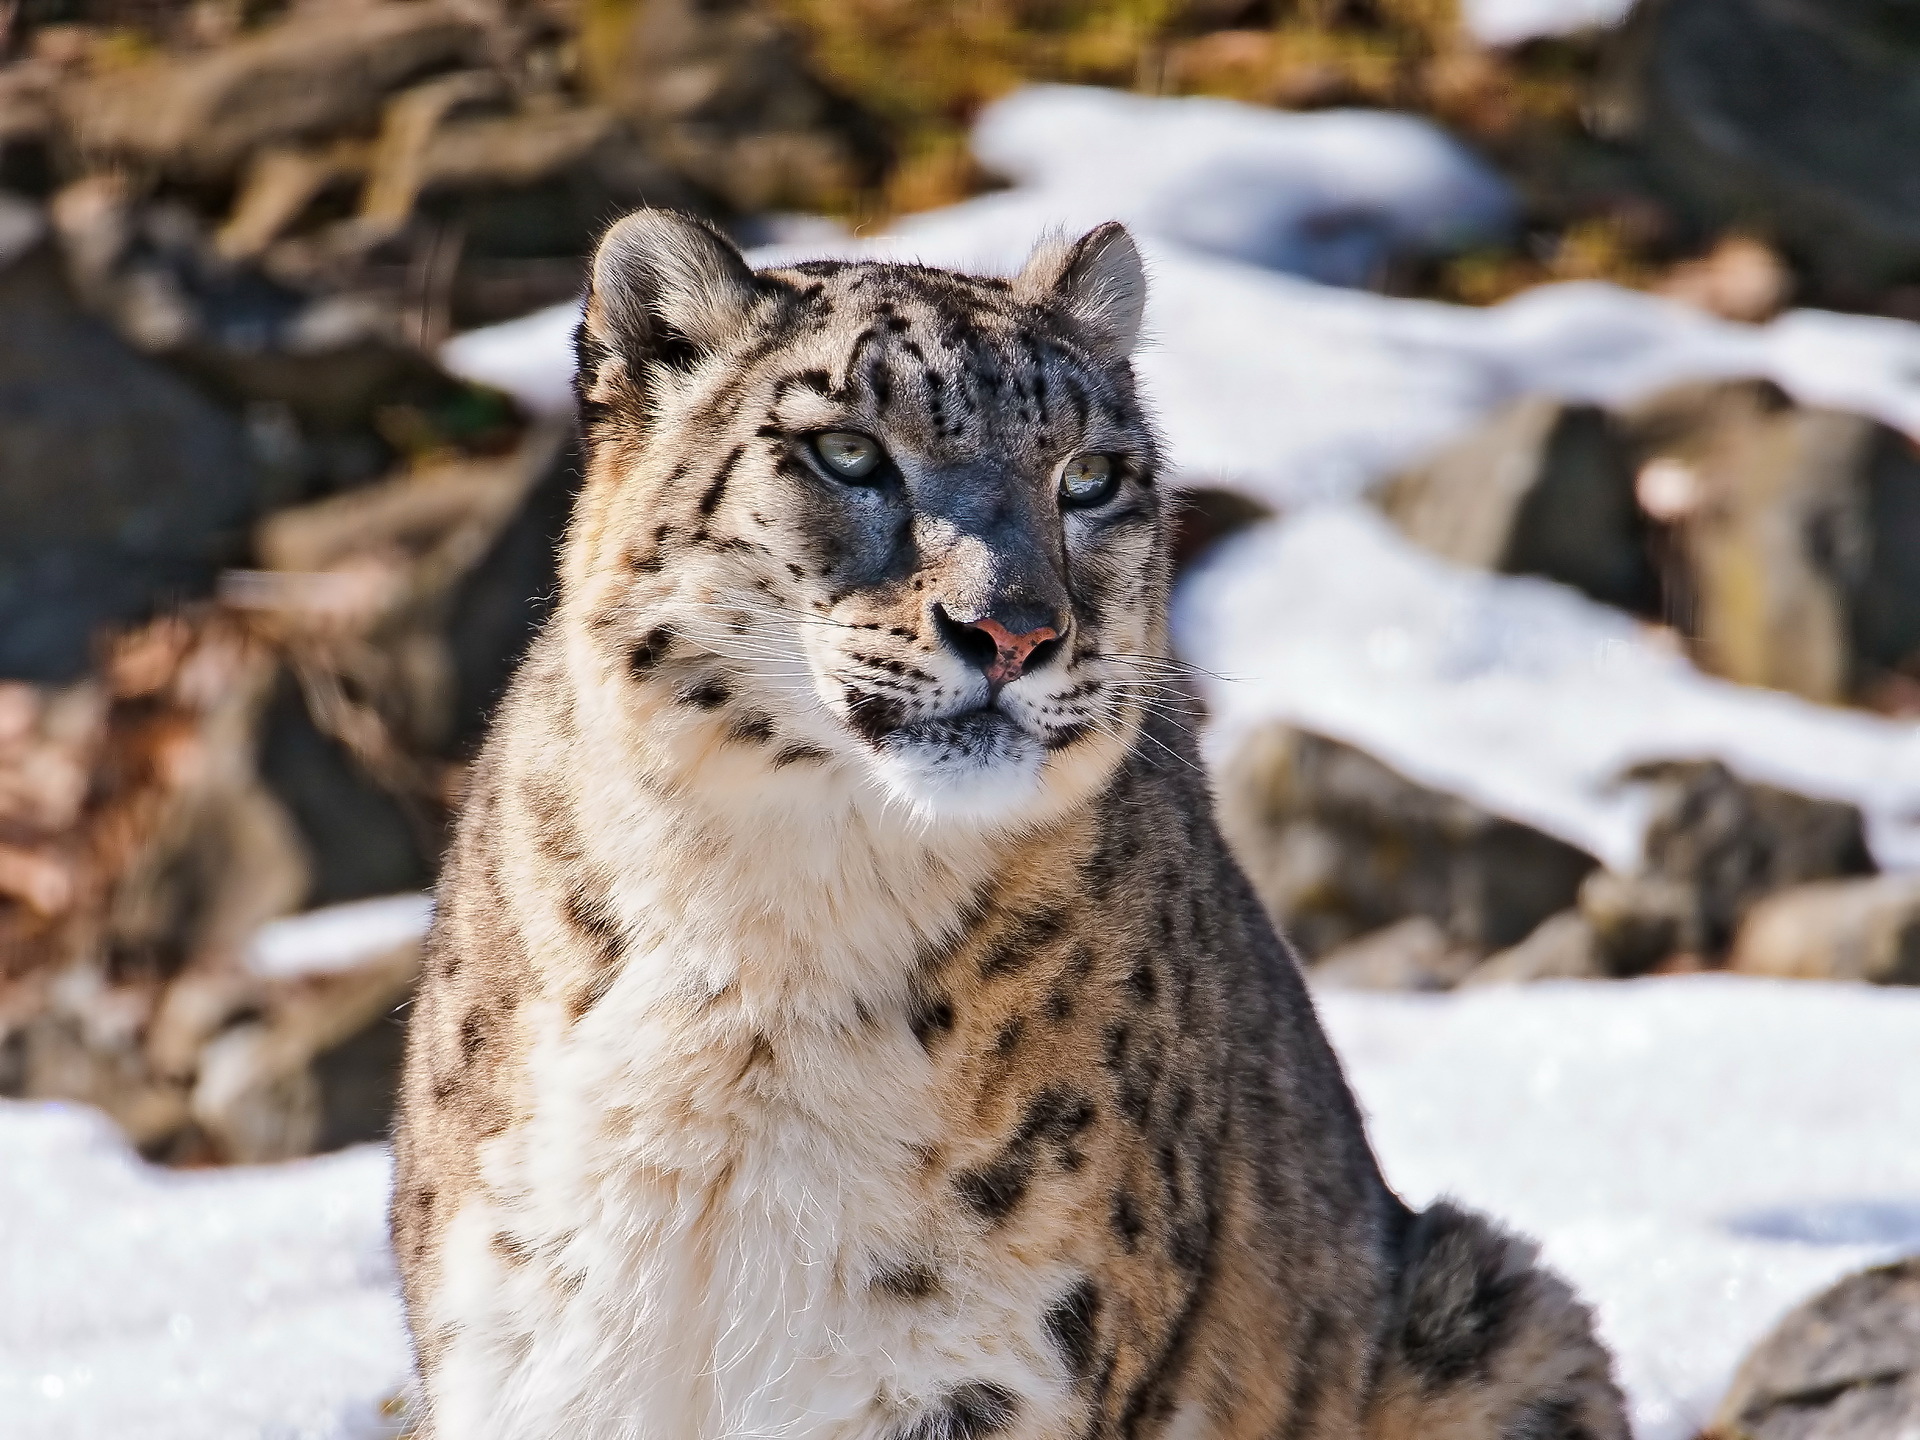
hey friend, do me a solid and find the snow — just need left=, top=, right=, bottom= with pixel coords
left=246, top=895, right=433, bottom=982
left=0, top=1104, right=404, bottom=1440
left=1173, top=505, right=1920, bottom=872
left=8, top=977, right=1918, bottom=1439
left=443, top=86, right=1920, bottom=511
left=1318, top=978, right=1920, bottom=1440
left=1461, top=0, right=1637, bottom=46
left=961, top=85, right=1516, bottom=285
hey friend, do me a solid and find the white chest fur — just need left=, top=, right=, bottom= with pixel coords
left=425, top=970, right=1072, bottom=1440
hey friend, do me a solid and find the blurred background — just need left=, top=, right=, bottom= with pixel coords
left=2, top=1, right=1919, bottom=1437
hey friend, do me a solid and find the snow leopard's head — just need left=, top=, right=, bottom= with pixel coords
left=566, top=209, right=1170, bottom=824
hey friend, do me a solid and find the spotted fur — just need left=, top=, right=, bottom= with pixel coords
left=392, top=211, right=1627, bottom=1440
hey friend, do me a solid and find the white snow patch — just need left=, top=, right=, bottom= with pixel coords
left=1319, top=977, right=1920, bottom=1440
left=1461, top=0, right=1637, bottom=46
left=1174, top=506, right=1920, bottom=872
left=0, top=1103, right=404, bottom=1440
left=246, top=894, right=433, bottom=982
left=443, top=87, right=1920, bottom=511
left=961, top=85, right=1516, bottom=284
left=7, top=979, right=1918, bottom=1439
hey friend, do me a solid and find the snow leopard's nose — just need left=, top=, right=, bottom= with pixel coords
left=935, top=606, right=1065, bottom=687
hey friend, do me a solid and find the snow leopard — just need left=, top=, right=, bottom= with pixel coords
left=391, top=208, right=1627, bottom=1440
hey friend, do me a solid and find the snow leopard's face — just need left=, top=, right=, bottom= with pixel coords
left=568, top=211, right=1170, bottom=822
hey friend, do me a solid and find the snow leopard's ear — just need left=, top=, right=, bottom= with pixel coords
left=1016, top=221, right=1146, bottom=362
left=579, top=209, right=761, bottom=394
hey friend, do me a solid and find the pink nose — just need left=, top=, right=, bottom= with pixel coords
left=965, top=617, right=1060, bottom=686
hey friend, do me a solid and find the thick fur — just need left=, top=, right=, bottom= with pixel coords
left=392, top=211, right=1628, bottom=1440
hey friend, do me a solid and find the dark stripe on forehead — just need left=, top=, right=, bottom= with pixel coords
left=697, top=445, right=745, bottom=517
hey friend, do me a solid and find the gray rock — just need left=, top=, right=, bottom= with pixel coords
left=1620, top=380, right=1920, bottom=705
left=1710, top=1256, right=1920, bottom=1440
left=1607, top=0, right=1920, bottom=290
left=1731, top=874, right=1920, bottom=985
left=1377, top=395, right=1658, bottom=616
left=0, top=245, right=260, bottom=681
left=1383, top=379, right=1920, bottom=707
left=1309, top=917, right=1481, bottom=992
left=1216, top=724, right=1599, bottom=960
left=1464, top=910, right=1607, bottom=986
left=1633, top=760, right=1876, bottom=955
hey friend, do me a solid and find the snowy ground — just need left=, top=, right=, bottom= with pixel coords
left=1174, top=506, right=1920, bottom=874
left=6, top=977, right=1918, bottom=1440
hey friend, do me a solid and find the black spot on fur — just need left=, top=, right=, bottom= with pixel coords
left=1126, top=961, right=1158, bottom=1005
left=992, top=1016, right=1025, bottom=1057
left=629, top=627, right=674, bottom=673
left=908, top=987, right=955, bottom=1049
left=978, top=909, right=1067, bottom=978
left=726, top=711, right=775, bottom=745
left=678, top=676, right=731, bottom=709
left=843, top=687, right=907, bottom=745
left=873, top=1259, right=941, bottom=1301
left=955, top=1154, right=1029, bottom=1223
left=894, top=1382, right=1019, bottom=1440
left=1045, top=1279, right=1102, bottom=1380
left=459, top=1009, right=488, bottom=1062
left=955, top=1086, right=1094, bottom=1223
left=772, top=743, right=830, bottom=768
left=1109, top=1189, right=1144, bottom=1251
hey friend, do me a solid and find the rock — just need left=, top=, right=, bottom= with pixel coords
left=1461, top=910, right=1607, bottom=985
left=1387, top=378, right=1920, bottom=706
left=0, top=244, right=261, bottom=682
left=1216, top=724, right=1599, bottom=960
left=1708, top=1256, right=1920, bottom=1440
left=1655, top=235, right=1793, bottom=323
left=1633, top=760, right=1876, bottom=955
left=192, top=898, right=425, bottom=1163
left=1606, top=0, right=1920, bottom=292
left=594, top=0, right=890, bottom=212
left=1378, top=395, right=1659, bottom=616
left=1559, top=762, right=1878, bottom=975
left=1731, top=874, right=1920, bottom=985
left=1308, top=916, right=1480, bottom=992
left=1577, top=869, right=1702, bottom=976
left=1621, top=379, right=1920, bottom=705
left=63, top=3, right=490, bottom=182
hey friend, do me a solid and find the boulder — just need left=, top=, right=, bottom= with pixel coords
left=1377, top=395, right=1659, bottom=616
left=1561, top=761, right=1878, bottom=975
left=1730, top=874, right=1920, bottom=985
left=1215, top=724, right=1599, bottom=960
left=1621, top=380, right=1920, bottom=705
left=0, top=244, right=261, bottom=682
left=1384, top=378, right=1920, bottom=707
left=1308, top=916, right=1481, bottom=992
left=1709, top=1256, right=1920, bottom=1440
left=1606, top=0, right=1920, bottom=292
left=1632, top=760, right=1876, bottom=955
left=63, top=3, right=490, bottom=182
left=1461, top=911, right=1607, bottom=985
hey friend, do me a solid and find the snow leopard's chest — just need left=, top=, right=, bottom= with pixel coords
left=422, top=980, right=1081, bottom=1440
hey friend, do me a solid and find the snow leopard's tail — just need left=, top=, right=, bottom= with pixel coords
left=1367, top=1201, right=1629, bottom=1440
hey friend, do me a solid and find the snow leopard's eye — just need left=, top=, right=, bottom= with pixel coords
left=1059, top=453, right=1117, bottom=509
left=810, top=430, right=885, bottom=483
